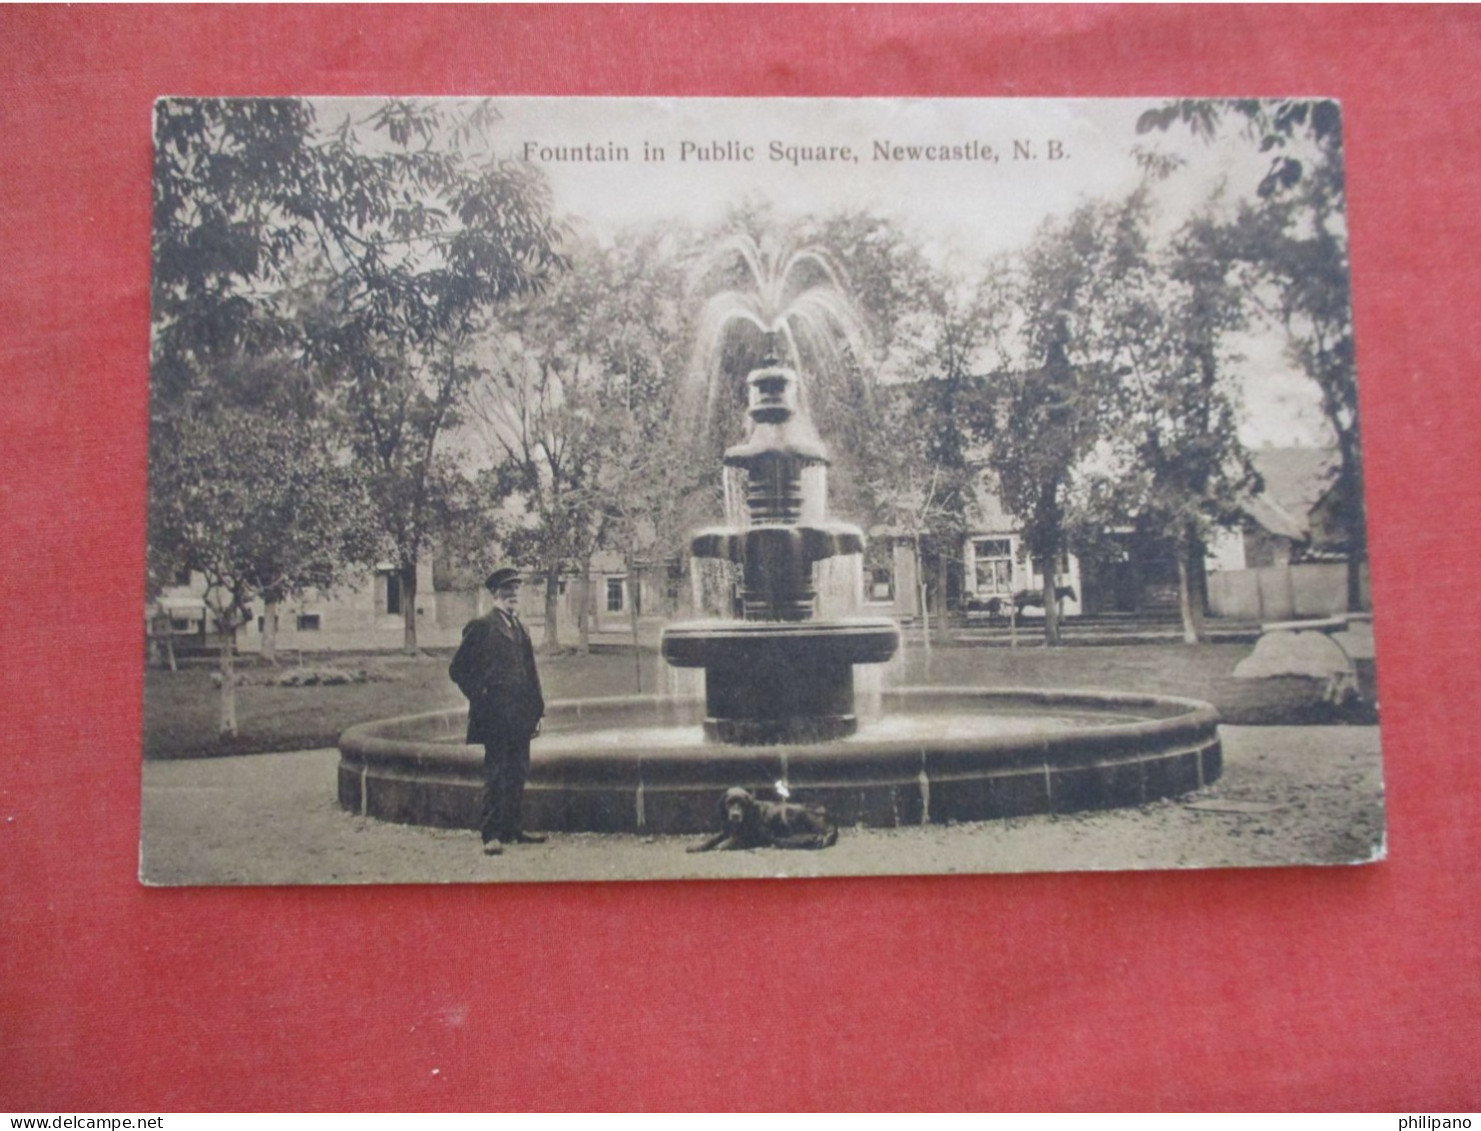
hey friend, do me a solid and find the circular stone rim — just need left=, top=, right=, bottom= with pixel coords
left=338, top=687, right=1222, bottom=835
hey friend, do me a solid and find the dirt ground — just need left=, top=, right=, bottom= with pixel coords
left=139, top=725, right=1385, bottom=885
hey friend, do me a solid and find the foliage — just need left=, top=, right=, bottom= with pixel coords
left=1096, top=204, right=1262, bottom=641
left=989, top=195, right=1147, bottom=641
left=148, top=402, right=379, bottom=731
left=469, top=232, right=694, bottom=645
left=152, top=99, right=320, bottom=401
left=868, top=283, right=999, bottom=599
left=800, top=212, right=962, bottom=526
left=298, top=100, right=567, bottom=650
left=1138, top=98, right=1363, bottom=606
left=149, top=407, right=378, bottom=618
left=151, top=98, right=568, bottom=654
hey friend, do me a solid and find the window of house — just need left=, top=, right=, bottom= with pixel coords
left=606, top=577, right=625, bottom=613
left=385, top=573, right=402, bottom=616
left=170, top=617, right=193, bottom=633
left=296, top=613, right=321, bottom=632
left=869, top=568, right=895, bottom=602
left=973, top=539, right=1013, bottom=595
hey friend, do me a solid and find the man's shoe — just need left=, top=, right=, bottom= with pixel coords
left=482, top=840, right=503, bottom=856
left=506, top=831, right=548, bottom=845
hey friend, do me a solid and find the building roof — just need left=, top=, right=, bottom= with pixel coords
left=1251, top=447, right=1337, bottom=518
left=1243, top=495, right=1308, bottom=541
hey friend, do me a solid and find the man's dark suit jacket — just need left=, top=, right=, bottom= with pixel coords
left=448, top=609, right=545, bottom=745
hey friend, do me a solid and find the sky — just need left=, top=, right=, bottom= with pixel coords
left=312, top=96, right=1340, bottom=449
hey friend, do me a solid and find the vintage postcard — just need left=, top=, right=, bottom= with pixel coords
left=141, top=97, right=1382, bottom=884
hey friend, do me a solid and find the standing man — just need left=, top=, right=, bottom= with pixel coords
left=449, top=567, right=546, bottom=856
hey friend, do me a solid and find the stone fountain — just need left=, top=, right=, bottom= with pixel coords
left=337, top=237, right=1221, bottom=837
left=337, top=353, right=1221, bottom=836
left=660, top=350, right=899, bottom=744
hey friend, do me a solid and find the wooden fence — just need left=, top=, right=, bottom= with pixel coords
left=1208, top=562, right=1369, bottom=622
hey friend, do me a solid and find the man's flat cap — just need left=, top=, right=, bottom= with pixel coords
left=484, top=567, right=523, bottom=592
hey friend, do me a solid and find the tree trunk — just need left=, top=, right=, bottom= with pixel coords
left=218, top=620, right=238, bottom=737
left=577, top=557, right=592, bottom=655
left=261, top=599, right=278, bottom=665
left=1176, top=547, right=1207, bottom=644
left=935, top=551, right=949, bottom=649
left=162, top=627, right=177, bottom=673
left=1190, top=540, right=1210, bottom=621
left=914, top=539, right=931, bottom=669
left=1041, top=555, right=1061, bottom=646
left=627, top=554, right=643, bottom=693
left=542, top=563, right=561, bottom=651
left=400, top=561, right=418, bottom=655
left=1339, top=434, right=1367, bottom=613
left=1346, top=551, right=1366, bottom=613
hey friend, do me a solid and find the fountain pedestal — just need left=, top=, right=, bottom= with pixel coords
left=663, top=619, right=899, bottom=742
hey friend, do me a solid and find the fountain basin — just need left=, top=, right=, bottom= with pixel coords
left=338, top=688, right=1221, bottom=835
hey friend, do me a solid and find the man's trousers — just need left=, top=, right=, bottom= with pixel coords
left=480, top=732, right=532, bottom=844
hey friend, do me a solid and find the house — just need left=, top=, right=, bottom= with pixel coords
left=1206, top=447, right=1337, bottom=572
left=148, top=560, right=470, bottom=658
left=941, top=448, right=1360, bottom=624
left=960, top=484, right=1084, bottom=619
left=147, top=551, right=685, bottom=660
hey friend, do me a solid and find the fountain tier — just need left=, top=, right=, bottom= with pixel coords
left=663, top=618, right=899, bottom=743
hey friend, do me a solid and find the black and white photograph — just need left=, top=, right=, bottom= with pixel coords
left=141, top=96, right=1382, bottom=885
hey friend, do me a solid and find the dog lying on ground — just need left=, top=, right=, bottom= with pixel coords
left=687, top=787, right=839, bottom=852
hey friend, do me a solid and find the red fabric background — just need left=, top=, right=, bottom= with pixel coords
left=2, top=4, right=1478, bottom=1112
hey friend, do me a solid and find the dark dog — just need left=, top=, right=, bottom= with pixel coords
left=687, top=787, right=838, bottom=852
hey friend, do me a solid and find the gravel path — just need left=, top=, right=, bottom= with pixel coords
left=139, top=725, right=1384, bottom=885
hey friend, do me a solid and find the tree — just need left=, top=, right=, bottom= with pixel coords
left=581, top=234, right=696, bottom=672
left=148, top=406, right=376, bottom=734
left=1137, top=99, right=1364, bottom=609
left=151, top=98, right=567, bottom=658
left=300, top=100, right=567, bottom=652
left=151, top=99, right=321, bottom=404
left=467, top=229, right=699, bottom=657
left=469, top=241, right=630, bottom=650
left=797, top=211, right=945, bottom=525
left=856, top=280, right=999, bottom=645
left=866, top=384, right=970, bottom=658
left=1101, top=206, right=1261, bottom=643
left=990, top=197, right=1145, bottom=644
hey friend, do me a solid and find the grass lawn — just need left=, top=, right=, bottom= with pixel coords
left=142, top=640, right=1375, bottom=760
